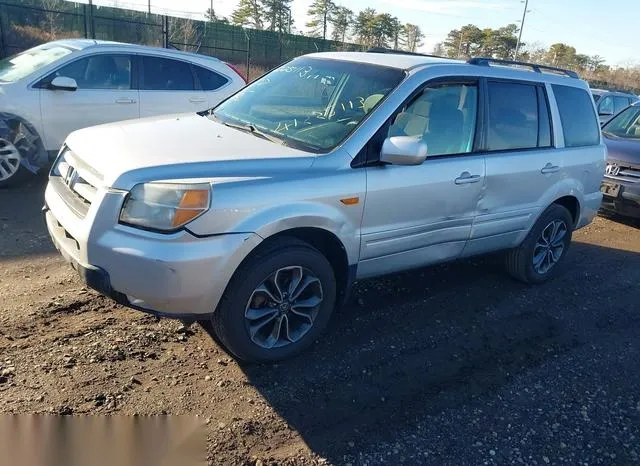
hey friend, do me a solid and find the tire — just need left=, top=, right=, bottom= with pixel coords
left=211, top=237, right=337, bottom=363
left=506, top=204, right=574, bottom=284
left=0, top=138, right=32, bottom=189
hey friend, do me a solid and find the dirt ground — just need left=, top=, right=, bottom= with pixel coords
left=1, top=177, right=639, bottom=465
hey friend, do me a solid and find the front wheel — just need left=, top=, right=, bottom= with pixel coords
left=0, top=138, right=31, bottom=188
left=211, top=237, right=337, bottom=363
left=506, top=204, right=574, bottom=284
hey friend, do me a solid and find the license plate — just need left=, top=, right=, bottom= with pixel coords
left=600, top=182, right=621, bottom=197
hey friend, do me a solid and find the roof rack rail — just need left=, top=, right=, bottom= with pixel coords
left=366, top=47, right=449, bottom=60
left=467, top=57, right=579, bottom=79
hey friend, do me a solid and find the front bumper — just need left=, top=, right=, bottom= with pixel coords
left=600, top=177, right=640, bottom=218
left=44, top=182, right=262, bottom=318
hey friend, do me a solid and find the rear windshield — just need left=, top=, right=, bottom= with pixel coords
left=552, top=84, right=600, bottom=147
left=212, top=57, right=406, bottom=153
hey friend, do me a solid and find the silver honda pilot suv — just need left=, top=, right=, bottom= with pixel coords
left=45, top=51, right=606, bottom=362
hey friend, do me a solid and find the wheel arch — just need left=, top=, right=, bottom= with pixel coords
left=552, top=195, right=580, bottom=228
left=224, top=226, right=355, bottom=312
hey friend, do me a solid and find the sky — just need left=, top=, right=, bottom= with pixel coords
left=86, top=0, right=639, bottom=66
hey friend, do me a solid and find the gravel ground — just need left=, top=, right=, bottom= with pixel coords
left=1, top=177, right=639, bottom=465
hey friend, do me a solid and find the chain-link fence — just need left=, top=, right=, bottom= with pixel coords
left=0, top=0, right=364, bottom=81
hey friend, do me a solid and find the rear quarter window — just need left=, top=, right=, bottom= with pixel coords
left=194, top=65, right=229, bottom=91
left=552, top=84, right=600, bottom=147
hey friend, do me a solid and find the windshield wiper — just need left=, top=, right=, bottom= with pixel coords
left=221, top=120, right=287, bottom=146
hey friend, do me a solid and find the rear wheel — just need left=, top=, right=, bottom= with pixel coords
left=506, top=204, right=574, bottom=284
left=211, top=237, right=336, bottom=363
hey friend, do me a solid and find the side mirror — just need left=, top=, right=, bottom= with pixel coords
left=379, top=136, right=428, bottom=166
left=49, top=76, right=78, bottom=91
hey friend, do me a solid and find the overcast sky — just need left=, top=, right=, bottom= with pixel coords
left=82, top=0, right=638, bottom=66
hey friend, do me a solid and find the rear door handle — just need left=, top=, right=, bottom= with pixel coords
left=115, top=98, right=136, bottom=104
left=454, top=172, right=482, bottom=185
left=189, top=97, right=206, bottom=103
left=541, top=163, right=560, bottom=174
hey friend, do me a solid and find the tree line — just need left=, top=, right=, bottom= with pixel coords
left=435, top=23, right=637, bottom=92
left=215, top=0, right=425, bottom=52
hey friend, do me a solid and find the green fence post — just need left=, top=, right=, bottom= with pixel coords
left=162, top=15, right=168, bottom=48
left=83, top=4, right=88, bottom=38
left=88, top=0, right=95, bottom=38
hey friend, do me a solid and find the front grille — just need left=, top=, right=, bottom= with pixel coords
left=606, top=160, right=640, bottom=183
left=50, top=149, right=100, bottom=218
left=617, top=166, right=640, bottom=182
left=50, top=177, right=92, bottom=217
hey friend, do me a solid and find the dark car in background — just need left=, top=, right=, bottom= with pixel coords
left=591, top=88, right=639, bottom=125
left=600, top=102, right=640, bottom=219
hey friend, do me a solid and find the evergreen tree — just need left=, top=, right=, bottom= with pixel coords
left=306, top=0, right=335, bottom=39
left=231, top=0, right=264, bottom=30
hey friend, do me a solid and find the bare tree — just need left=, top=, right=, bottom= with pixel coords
left=41, top=0, right=62, bottom=37
left=168, top=17, right=203, bottom=53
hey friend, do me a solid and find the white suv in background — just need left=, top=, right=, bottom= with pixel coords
left=0, top=39, right=246, bottom=187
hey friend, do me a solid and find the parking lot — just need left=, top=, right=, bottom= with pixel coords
left=0, top=176, right=639, bottom=464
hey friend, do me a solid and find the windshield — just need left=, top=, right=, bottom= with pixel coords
left=0, top=44, right=73, bottom=83
left=212, top=57, right=405, bottom=152
left=602, top=105, right=640, bottom=139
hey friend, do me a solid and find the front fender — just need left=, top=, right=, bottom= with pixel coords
left=188, top=198, right=363, bottom=266
left=186, top=162, right=366, bottom=265
left=242, top=202, right=361, bottom=265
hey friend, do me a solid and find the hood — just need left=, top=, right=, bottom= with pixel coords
left=603, top=133, right=640, bottom=165
left=64, top=113, right=314, bottom=189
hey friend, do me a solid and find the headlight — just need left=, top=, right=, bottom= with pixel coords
left=119, top=183, right=211, bottom=232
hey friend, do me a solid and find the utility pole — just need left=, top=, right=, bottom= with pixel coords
left=514, top=0, right=529, bottom=60
left=147, top=0, right=151, bottom=14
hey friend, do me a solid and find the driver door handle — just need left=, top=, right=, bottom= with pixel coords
left=189, top=97, right=206, bottom=103
left=115, top=98, right=136, bottom=104
left=541, top=163, right=560, bottom=174
left=455, top=172, right=482, bottom=185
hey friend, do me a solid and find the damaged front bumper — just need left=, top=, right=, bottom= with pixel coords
left=44, top=179, right=263, bottom=320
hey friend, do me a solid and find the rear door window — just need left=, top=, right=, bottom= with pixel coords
left=140, top=56, right=194, bottom=91
left=552, top=84, right=600, bottom=147
left=486, top=81, right=549, bottom=151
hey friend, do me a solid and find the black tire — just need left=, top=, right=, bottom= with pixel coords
left=211, top=237, right=337, bottom=363
left=506, top=204, right=574, bottom=284
left=0, top=163, right=32, bottom=189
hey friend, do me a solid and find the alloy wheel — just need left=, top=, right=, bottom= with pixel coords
left=532, top=219, right=568, bottom=275
left=244, top=266, right=324, bottom=349
left=0, top=138, right=21, bottom=182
